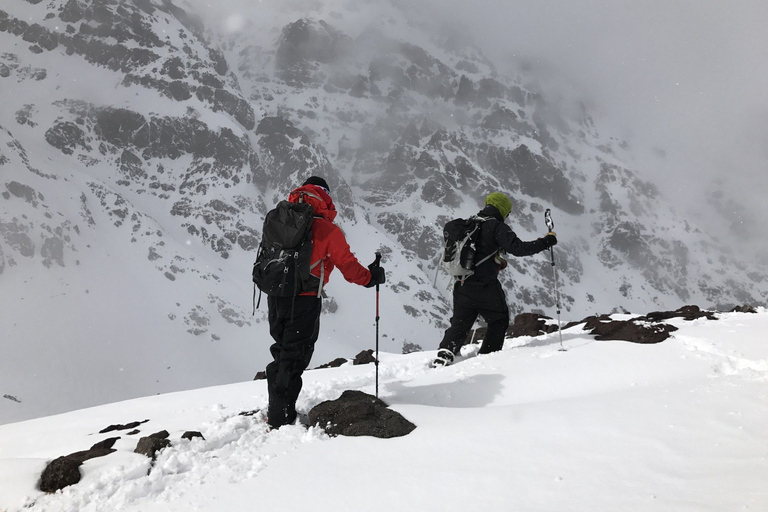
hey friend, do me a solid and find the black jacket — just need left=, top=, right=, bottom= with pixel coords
left=468, top=205, right=549, bottom=283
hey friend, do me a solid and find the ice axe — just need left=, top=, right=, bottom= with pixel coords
left=544, top=209, right=565, bottom=352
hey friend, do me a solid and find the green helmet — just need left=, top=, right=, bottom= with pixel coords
left=485, top=192, right=512, bottom=218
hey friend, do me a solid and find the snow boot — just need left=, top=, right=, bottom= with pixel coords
left=431, top=348, right=455, bottom=367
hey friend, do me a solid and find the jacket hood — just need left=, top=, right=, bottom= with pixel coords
left=288, top=184, right=338, bottom=222
left=479, top=204, right=504, bottom=222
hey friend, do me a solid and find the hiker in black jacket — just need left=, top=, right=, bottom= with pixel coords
left=433, top=192, right=557, bottom=366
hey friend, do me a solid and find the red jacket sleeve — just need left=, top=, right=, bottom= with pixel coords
left=311, top=219, right=371, bottom=287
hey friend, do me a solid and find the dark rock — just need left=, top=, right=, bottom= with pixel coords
left=255, top=115, right=354, bottom=219
left=0, top=220, right=35, bottom=257
left=353, top=349, right=376, bottom=365
left=397, top=42, right=455, bottom=98
left=213, top=89, right=255, bottom=130
left=59, top=0, right=84, bottom=23
left=254, top=371, right=266, bottom=380
left=181, top=431, right=205, bottom=441
left=731, top=304, right=757, bottom=313
left=118, top=149, right=146, bottom=180
left=22, top=23, right=58, bottom=51
left=39, top=456, right=81, bottom=493
left=402, top=342, right=422, bottom=354
left=99, top=419, right=149, bottom=433
left=509, top=312, right=558, bottom=338
left=90, top=437, right=119, bottom=450
left=67, top=444, right=118, bottom=464
left=38, top=438, right=120, bottom=492
left=275, top=18, right=351, bottom=85
left=134, top=436, right=171, bottom=460
left=149, top=430, right=170, bottom=439
left=641, top=305, right=717, bottom=322
left=41, top=236, right=65, bottom=267
left=374, top=212, right=438, bottom=260
left=308, top=390, right=416, bottom=438
left=166, top=80, right=192, bottom=101
left=582, top=316, right=678, bottom=344
left=454, top=75, right=476, bottom=104
left=5, top=181, right=38, bottom=206
left=45, top=121, right=88, bottom=155
left=161, top=56, right=186, bottom=79
left=315, top=357, right=349, bottom=369
left=481, top=105, right=524, bottom=132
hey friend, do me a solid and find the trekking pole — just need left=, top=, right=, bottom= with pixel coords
left=374, top=251, right=382, bottom=397
left=544, top=209, right=565, bottom=352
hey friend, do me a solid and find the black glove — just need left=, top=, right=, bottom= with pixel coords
left=541, top=231, right=557, bottom=248
left=365, top=262, right=386, bottom=288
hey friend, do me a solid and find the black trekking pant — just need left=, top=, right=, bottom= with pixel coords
left=266, top=295, right=321, bottom=427
left=439, top=279, right=510, bottom=356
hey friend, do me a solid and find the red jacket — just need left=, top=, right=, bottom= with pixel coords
left=288, top=184, right=372, bottom=294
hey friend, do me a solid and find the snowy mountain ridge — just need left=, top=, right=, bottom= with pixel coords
left=1, top=0, right=765, bottom=424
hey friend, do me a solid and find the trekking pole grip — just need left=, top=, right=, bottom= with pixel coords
left=374, top=252, right=382, bottom=286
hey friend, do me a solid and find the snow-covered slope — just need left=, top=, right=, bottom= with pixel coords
left=1, top=309, right=767, bottom=512
left=1, top=0, right=765, bottom=424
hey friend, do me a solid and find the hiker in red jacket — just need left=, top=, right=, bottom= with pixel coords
left=265, top=176, right=385, bottom=428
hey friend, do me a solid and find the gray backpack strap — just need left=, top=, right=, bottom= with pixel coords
left=474, top=249, right=499, bottom=267
left=310, top=258, right=325, bottom=298
left=463, top=215, right=497, bottom=272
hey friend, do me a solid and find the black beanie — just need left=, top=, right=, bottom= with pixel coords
left=302, top=176, right=330, bottom=192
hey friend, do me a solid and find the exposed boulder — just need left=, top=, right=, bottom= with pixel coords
left=38, top=437, right=119, bottom=493
left=181, top=431, right=205, bottom=441
left=308, top=390, right=416, bottom=438
left=315, top=357, right=348, bottom=369
left=509, top=312, right=559, bottom=338
left=353, top=349, right=376, bottom=365
left=134, top=432, right=171, bottom=461
left=39, top=456, right=81, bottom=493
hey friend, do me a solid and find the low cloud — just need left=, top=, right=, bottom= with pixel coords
left=425, top=0, right=768, bottom=253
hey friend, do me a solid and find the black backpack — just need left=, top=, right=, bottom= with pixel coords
left=252, top=200, right=315, bottom=297
left=441, top=215, right=496, bottom=281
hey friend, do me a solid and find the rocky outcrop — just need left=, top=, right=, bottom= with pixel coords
left=39, top=437, right=119, bottom=493
left=308, top=390, right=416, bottom=438
left=275, top=18, right=352, bottom=86
left=1, top=2, right=254, bottom=129
left=581, top=315, right=678, bottom=344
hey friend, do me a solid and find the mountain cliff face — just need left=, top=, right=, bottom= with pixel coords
left=1, top=0, right=764, bottom=423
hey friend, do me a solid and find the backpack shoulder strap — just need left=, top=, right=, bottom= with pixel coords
left=471, top=214, right=499, bottom=266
